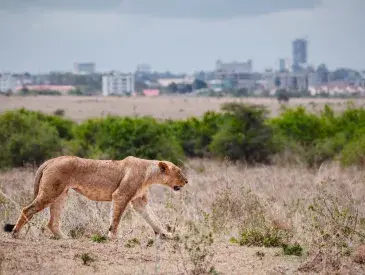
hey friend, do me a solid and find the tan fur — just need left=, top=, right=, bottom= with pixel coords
left=9, top=156, right=188, bottom=239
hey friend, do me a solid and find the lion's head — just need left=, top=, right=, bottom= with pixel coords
left=158, top=161, right=188, bottom=191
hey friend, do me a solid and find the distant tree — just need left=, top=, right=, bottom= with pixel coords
left=192, top=79, right=207, bottom=90
left=68, top=88, right=83, bottom=96
left=276, top=89, right=290, bottom=103
left=236, top=88, right=248, bottom=97
left=167, top=82, right=178, bottom=93
left=19, top=85, right=30, bottom=95
left=179, top=84, right=192, bottom=93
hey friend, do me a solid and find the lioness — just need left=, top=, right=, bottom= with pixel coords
left=3, top=156, right=188, bottom=239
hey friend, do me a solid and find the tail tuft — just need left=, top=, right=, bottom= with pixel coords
left=3, top=223, right=15, bottom=232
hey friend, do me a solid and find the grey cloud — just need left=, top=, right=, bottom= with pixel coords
left=1, top=0, right=321, bottom=18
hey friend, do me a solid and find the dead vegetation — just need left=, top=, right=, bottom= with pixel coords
left=1, top=160, right=365, bottom=274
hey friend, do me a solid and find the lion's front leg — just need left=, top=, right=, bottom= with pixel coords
left=132, top=195, right=172, bottom=239
left=108, top=193, right=130, bottom=240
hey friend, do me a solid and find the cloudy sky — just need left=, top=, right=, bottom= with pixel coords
left=0, top=0, right=364, bottom=73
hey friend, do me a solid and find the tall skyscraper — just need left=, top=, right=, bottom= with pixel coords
left=292, top=39, right=307, bottom=70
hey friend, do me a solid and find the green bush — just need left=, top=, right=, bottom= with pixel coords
left=209, top=103, right=275, bottom=163
left=2, top=103, right=365, bottom=169
left=229, top=227, right=290, bottom=247
left=15, top=108, right=75, bottom=140
left=268, top=105, right=365, bottom=167
left=168, top=111, right=222, bottom=157
left=340, top=134, right=365, bottom=166
left=0, top=110, right=62, bottom=167
left=72, top=116, right=184, bottom=164
left=282, top=243, right=303, bottom=256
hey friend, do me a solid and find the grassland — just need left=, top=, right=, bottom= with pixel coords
left=1, top=95, right=364, bottom=121
left=2, top=160, right=365, bottom=274
left=1, top=96, right=365, bottom=274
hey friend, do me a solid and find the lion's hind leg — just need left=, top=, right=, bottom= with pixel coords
left=48, top=190, right=68, bottom=239
left=10, top=179, right=67, bottom=238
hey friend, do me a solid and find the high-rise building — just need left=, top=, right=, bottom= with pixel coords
left=292, top=39, right=307, bottom=70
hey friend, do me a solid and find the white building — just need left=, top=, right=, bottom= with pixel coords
left=0, top=73, right=16, bottom=93
left=102, top=72, right=135, bottom=96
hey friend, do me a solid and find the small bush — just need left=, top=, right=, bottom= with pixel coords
left=91, top=234, right=107, bottom=243
left=174, top=221, right=216, bottom=275
left=125, top=238, right=140, bottom=248
left=53, top=108, right=65, bottom=116
left=230, top=227, right=289, bottom=247
left=77, top=253, right=95, bottom=266
left=282, top=243, right=303, bottom=256
left=69, top=226, right=86, bottom=239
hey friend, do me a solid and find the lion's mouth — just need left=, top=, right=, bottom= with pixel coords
left=173, top=186, right=181, bottom=191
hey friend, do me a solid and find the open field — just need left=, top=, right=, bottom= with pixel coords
left=1, top=95, right=365, bottom=121
left=2, top=160, right=365, bottom=274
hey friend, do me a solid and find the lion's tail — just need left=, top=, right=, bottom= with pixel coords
left=33, top=159, right=53, bottom=199
left=3, top=159, right=53, bottom=233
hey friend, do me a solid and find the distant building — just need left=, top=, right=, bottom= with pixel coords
left=0, top=73, right=16, bottom=92
left=292, top=39, right=307, bottom=71
left=143, top=89, right=160, bottom=97
left=207, top=79, right=224, bottom=92
left=74, top=63, right=96, bottom=74
left=136, top=64, right=152, bottom=74
left=102, top=72, right=135, bottom=96
left=278, top=58, right=290, bottom=72
left=156, top=76, right=193, bottom=87
left=263, top=70, right=309, bottom=92
left=214, top=59, right=256, bottom=90
left=308, top=83, right=365, bottom=96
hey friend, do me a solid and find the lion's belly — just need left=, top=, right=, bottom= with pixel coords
left=72, top=186, right=114, bottom=202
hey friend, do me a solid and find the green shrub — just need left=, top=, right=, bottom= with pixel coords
left=269, top=105, right=365, bottom=167
left=269, top=106, right=331, bottom=146
left=125, top=238, right=141, bottom=248
left=282, top=243, right=303, bottom=256
left=0, top=110, right=62, bottom=167
left=229, top=227, right=289, bottom=247
left=209, top=103, right=275, bottom=163
left=90, top=234, right=107, bottom=243
left=340, top=134, right=365, bottom=166
left=15, top=108, right=75, bottom=140
left=73, top=116, right=184, bottom=164
left=168, top=111, right=222, bottom=157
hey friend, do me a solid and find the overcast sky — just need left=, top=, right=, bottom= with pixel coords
left=0, top=0, right=364, bottom=73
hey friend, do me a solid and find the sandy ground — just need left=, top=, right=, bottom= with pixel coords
left=0, top=95, right=363, bottom=122
left=0, top=237, right=304, bottom=275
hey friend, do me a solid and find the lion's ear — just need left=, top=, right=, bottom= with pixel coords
left=158, top=162, right=169, bottom=174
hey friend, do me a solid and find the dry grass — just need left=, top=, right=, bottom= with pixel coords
left=1, top=95, right=364, bottom=122
left=1, top=159, right=365, bottom=274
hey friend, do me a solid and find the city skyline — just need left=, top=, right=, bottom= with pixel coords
left=0, top=0, right=364, bottom=74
